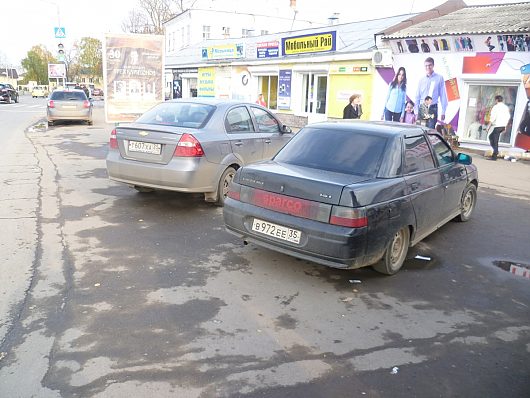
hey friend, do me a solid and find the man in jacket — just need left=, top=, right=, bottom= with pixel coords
left=487, top=95, right=512, bottom=160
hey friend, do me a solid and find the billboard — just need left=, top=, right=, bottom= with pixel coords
left=103, top=33, right=164, bottom=123
left=48, top=63, right=66, bottom=79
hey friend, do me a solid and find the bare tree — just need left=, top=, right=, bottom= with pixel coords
left=122, top=0, right=201, bottom=35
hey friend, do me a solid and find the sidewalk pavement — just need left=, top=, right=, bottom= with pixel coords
left=461, top=149, right=530, bottom=199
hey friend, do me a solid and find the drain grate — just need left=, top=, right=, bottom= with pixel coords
left=493, top=260, right=530, bottom=279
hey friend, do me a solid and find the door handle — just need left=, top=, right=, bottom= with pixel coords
left=234, top=142, right=243, bottom=146
left=264, top=139, right=271, bottom=144
left=410, top=182, right=419, bottom=190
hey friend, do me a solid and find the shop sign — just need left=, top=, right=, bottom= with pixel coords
left=201, top=44, right=244, bottom=60
left=198, top=67, right=215, bottom=97
left=282, top=31, right=336, bottom=56
left=257, top=41, right=279, bottom=58
left=445, top=78, right=460, bottom=102
left=278, top=69, right=292, bottom=110
left=329, top=65, right=370, bottom=74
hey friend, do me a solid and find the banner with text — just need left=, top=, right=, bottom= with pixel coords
left=103, top=33, right=164, bottom=123
left=198, top=67, right=216, bottom=97
left=282, top=31, right=336, bottom=56
left=278, top=70, right=292, bottom=110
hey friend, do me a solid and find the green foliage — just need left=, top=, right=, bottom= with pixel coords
left=20, top=45, right=55, bottom=84
left=78, top=37, right=102, bottom=79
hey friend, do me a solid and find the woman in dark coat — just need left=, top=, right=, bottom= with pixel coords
left=343, top=94, right=363, bottom=119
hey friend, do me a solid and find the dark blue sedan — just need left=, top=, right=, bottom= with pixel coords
left=223, top=121, right=478, bottom=275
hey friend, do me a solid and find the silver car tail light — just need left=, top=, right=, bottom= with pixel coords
left=173, top=133, right=204, bottom=157
left=109, top=129, right=118, bottom=149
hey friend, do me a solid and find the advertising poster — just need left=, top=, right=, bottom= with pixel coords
left=198, top=67, right=215, bottom=97
left=201, top=44, right=244, bottom=60
left=48, top=63, right=66, bottom=79
left=257, top=41, right=279, bottom=58
left=278, top=69, right=292, bottom=109
left=103, top=33, right=164, bottom=123
left=445, top=77, right=460, bottom=101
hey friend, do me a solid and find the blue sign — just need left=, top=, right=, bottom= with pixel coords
left=278, top=69, right=292, bottom=110
left=257, top=41, right=279, bottom=59
left=54, top=27, right=66, bottom=38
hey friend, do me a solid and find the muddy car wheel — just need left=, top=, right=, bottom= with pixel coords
left=456, top=183, right=477, bottom=222
left=216, top=167, right=236, bottom=206
left=373, top=226, right=410, bottom=275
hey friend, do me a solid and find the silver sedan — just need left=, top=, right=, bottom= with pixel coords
left=106, top=98, right=293, bottom=205
left=47, top=89, right=93, bottom=125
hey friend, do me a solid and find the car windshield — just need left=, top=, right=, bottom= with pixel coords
left=136, top=102, right=215, bottom=128
left=51, top=91, right=87, bottom=101
left=274, top=127, right=388, bottom=177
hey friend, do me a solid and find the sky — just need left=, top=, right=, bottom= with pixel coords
left=0, top=0, right=524, bottom=67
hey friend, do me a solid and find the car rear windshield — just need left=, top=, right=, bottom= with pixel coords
left=51, top=91, right=87, bottom=101
left=136, top=102, right=215, bottom=128
left=274, top=127, right=388, bottom=177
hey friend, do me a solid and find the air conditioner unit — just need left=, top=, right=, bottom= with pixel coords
left=371, top=49, right=393, bottom=67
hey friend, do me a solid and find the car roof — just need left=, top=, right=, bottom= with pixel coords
left=52, top=88, right=85, bottom=93
left=165, top=98, right=260, bottom=108
left=306, top=121, right=426, bottom=137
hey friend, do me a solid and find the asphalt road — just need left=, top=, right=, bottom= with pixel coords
left=1, top=98, right=529, bottom=397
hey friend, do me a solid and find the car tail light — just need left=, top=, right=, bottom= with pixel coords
left=109, top=129, right=118, bottom=149
left=83, top=100, right=90, bottom=108
left=174, top=133, right=204, bottom=157
left=48, top=100, right=55, bottom=108
left=330, top=206, right=367, bottom=228
left=227, top=184, right=241, bottom=201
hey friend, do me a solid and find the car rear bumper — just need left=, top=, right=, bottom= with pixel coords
left=47, top=109, right=92, bottom=121
left=223, top=198, right=373, bottom=269
left=106, top=151, right=220, bottom=192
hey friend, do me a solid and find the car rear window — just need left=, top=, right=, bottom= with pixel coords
left=275, top=127, right=387, bottom=177
left=51, top=91, right=87, bottom=101
left=136, top=102, right=215, bottom=128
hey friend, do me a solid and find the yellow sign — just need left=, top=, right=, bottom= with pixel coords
left=282, top=31, right=336, bottom=56
left=198, top=67, right=215, bottom=97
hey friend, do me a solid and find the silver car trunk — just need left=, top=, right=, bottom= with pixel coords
left=239, top=161, right=371, bottom=205
left=115, top=123, right=187, bottom=165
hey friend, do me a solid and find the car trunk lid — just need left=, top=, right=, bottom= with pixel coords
left=239, top=161, right=372, bottom=206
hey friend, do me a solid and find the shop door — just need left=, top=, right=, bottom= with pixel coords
left=303, top=73, right=327, bottom=123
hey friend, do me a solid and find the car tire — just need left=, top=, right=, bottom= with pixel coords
left=87, top=120, right=93, bottom=126
left=7, top=95, right=12, bottom=104
left=134, top=185, right=154, bottom=193
left=373, top=226, right=410, bottom=275
left=14, top=95, right=18, bottom=103
left=216, top=167, right=236, bottom=206
left=456, top=183, right=477, bottom=222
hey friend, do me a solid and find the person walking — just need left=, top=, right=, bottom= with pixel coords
left=486, top=95, right=511, bottom=160
left=382, top=67, right=407, bottom=122
left=415, top=57, right=448, bottom=129
left=343, top=94, right=362, bottom=119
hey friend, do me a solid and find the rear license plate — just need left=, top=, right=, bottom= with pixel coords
left=128, top=140, right=162, bottom=155
left=251, top=218, right=301, bottom=244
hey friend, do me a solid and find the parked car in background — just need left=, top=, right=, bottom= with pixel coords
left=0, top=83, right=19, bottom=103
left=92, top=87, right=104, bottom=97
left=47, top=89, right=93, bottom=125
left=224, top=121, right=478, bottom=275
left=106, top=98, right=293, bottom=205
left=31, top=86, right=49, bottom=98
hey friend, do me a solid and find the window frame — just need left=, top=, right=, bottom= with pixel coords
left=249, top=106, right=281, bottom=133
left=403, top=134, right=437, bottom=175
left=224, top=106, right=255, bottom=134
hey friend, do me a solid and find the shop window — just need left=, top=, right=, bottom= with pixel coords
left=302, top=73, right=327, bottom=114
left=463, top=84, right=517, bottom=144
left=203, top=25, right=210, bottom=39
left=258, top=75, right=278, bottom=110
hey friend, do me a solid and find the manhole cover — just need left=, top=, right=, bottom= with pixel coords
left=493, top=260, right=530, bottom=279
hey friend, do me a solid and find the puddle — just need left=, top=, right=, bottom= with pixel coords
left=493, top=260, right=530, bottom=280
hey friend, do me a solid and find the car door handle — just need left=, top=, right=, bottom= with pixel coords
left=234, top=142, right=243, bottom=146
left=264, top=139, right=271, bottom=144
left=410, top=182, right=419, bottom=190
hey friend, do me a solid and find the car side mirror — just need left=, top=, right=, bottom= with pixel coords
left=281, top=125, right=292, bottom=134
left=457, top=153, right=472, bottom=165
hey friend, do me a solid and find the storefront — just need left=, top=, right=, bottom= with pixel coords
left=377, top=32, right=530, bottom=150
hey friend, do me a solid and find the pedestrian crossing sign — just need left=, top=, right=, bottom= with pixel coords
left=54, top=27, right=66, bottom=39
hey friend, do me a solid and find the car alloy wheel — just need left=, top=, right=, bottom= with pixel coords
left=373, top=226, right=410, bottom=275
